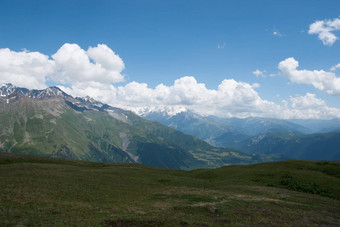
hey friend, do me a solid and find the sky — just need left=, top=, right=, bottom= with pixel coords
left=0, top=0, right=339, bottom=119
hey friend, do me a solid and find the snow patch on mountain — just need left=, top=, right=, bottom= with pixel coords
left=0, top=83, right=68, bottom=100
left=0, top=83, right=17, bottom=96
left=133, top=105, right=188, bottom=117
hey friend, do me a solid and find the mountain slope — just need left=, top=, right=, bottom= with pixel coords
left=288, top=118, right=340, bottom=133
left=143, top=110, right=227, bottom=144
left=142, top=108, right=340, bottom=161
left=0, top=84, right=268, bottom=169
left=143, top=110, right=311, bottom=147
left=237, top=132, right=340, bottom=160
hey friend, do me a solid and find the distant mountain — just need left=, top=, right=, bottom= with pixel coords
left=143, top=110, right=227, bottom=145
left=0, top=83, right=272, bottom=169
left=212, top=117, right=313, bottom=148
left=212, top=131, right=251, bottom=149
left=288, top=119, right=340, bottom=133
left=235, top=132, right=340, bottom=161
left=222, top=117, right=312, bottom=136
left=143, top=109, right=311, bottom=147
left=142, top=109, right=340, bottom=161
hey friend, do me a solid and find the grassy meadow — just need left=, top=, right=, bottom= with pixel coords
left=0, top=152, right=339, bottom=226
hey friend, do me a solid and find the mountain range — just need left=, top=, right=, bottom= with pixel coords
left=0, top=83, right=276, bottom=169
left=234, top=132, right=340, bottom=160
left=1, top=83, right=338, bottom=167
left=143, top=108, right=340, bottom=161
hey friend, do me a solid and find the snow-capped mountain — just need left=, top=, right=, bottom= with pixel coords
left=1, top=83, right=339, bottom=164
left=0, top=83, right=131, bottom=121
left=135, top=105, right=188, bottom=118
left=0, top=83, right=17, bottom=96
left=0, top=83, right=70, bottom=100
left=0, top=83, right=270, bottom=169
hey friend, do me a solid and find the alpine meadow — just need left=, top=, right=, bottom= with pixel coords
left=0, top=0, right=340, bottom=226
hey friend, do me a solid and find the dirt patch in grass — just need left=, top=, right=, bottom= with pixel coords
left=103, top=219, right=164, bottom=227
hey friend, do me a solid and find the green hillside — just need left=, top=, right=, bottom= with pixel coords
left=0, top=95, right=198, bottom=169
left=144, top=112, right=311, bottom=147
left=0, top=87, right=273, bottom=169
left=237, top=132, right=340, bottom=160
left=1, top=153, right=339, bottom=226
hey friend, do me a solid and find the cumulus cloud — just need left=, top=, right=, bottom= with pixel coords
left=52, top=43, right=125, bottom=85
left=51, top=43, right=124, bottom=104
left=278, top=57, right=340, bottom=95
left=1, top=44, right=340, bottom=119
left=280, top=93, right=340, bottom=119
left=111, top=76, right=282, bottom=118
left=308, top=17, right=340, bottom=46
left=253, top=69, right=266, bottom=78
left=331, top=63, right=340, bottom=71
left=58, top=82, right=117, bottom=105
left=109, top=77, right=340, bottom=119
left=0, top=43, right=125, bottom=92
left=0, top=48, right=54, bottom=89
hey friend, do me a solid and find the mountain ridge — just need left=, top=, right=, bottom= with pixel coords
left=142, top=109, right=314, bottom=145
left=235, top=131, right=340, bottom=160
left=142, top=108, right=340, bottom=161
left=0, top=84, right=273, bottom=169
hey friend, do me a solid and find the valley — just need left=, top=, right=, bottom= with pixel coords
left=1, top=2, right=340, bottom=226
left=0, top=84, right=274, bottom=170
left=1, top=83, right=339, bottom=169
left=143, top=109, right=340, bottom=161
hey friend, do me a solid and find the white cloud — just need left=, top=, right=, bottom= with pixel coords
left=331, top=63, right=340, bottom=71
left=112, top=76, right=282, bottom=118
left=217, top=43, right=226, bottom=49
left=280, top=93, right=340, bottom=119
left=251, top=83, right=260, bottom=88
left=1, top=44, right=340, bottom=119
left=253, top=69, right=266, bottom=78
left=308, top=17, right=340, bottom=46
left=0, top=48, right=54, bottom=89
left=52, top=43, right=125, bottom=85
left=58, top=82, right=117, bottom=105
left=112, top=78, right=340, bottom=119
left=278, top=57, right=340, bottom=95
left=0, top=43, right=125, bottom=92
left=51, top=43, right=125, bottom=105
left=273, top=31, right=282, bottom=37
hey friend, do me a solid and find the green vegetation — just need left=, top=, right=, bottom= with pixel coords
left=1, top=153, right=339, bottom=226
left=145, top=113, right=311, bottom=147
left=236, top=132, right=340, bottom=160
left=0, top=95, right=275, bottom=170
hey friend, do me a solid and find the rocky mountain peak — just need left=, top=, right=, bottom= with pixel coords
left=0, top=83, right=69, bottom=100
left=75, top=96, right=104, bottom=109
left=0, top=83, right=17, bottom=96
left=137, top=105, right=188, bottom=118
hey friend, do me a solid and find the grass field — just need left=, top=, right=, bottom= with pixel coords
left=0, top=152, right=340, bottom=226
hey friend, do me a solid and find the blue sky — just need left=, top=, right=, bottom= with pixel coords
left=0, top=0, right=339, bottom=118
